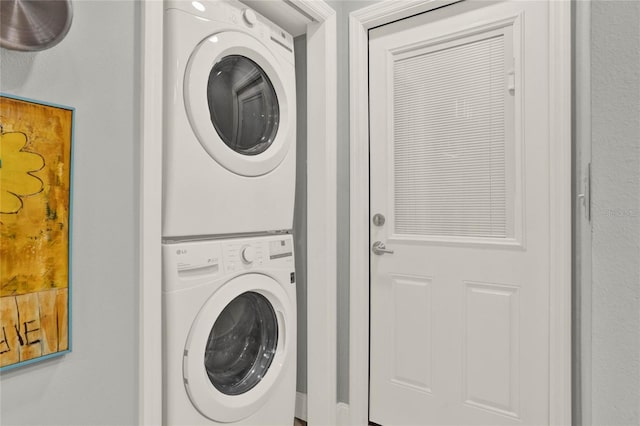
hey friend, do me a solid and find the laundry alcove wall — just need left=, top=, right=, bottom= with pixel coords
left=293, top=33, right=309, bottom=401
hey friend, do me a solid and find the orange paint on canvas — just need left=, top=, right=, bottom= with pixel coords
left=0, top=95, right=72, bottom=368
left=1, top=96, right=72, bottom=296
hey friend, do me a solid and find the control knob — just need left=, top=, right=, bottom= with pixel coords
left=241, top=246, right=256, bottom=264
left=243, top=9, right=258, bottom=26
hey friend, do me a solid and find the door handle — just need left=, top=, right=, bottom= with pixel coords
left=372, top=241, right=394, bottom=255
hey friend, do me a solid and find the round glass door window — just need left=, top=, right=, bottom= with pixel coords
left=204, top=291, right=278, bottom=395
left=207, top=55, right=280, bottom=156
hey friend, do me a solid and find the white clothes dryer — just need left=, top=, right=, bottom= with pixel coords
left=163, top=0, right=296, bottom=238
left=163, top=234, right=296, bottom=425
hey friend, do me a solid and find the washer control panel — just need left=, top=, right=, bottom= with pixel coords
left=173, top=244, right=222, bottom=280
left=240, top=246, right=256, bottom=264
left=163, top=234, right=294, bottom=291
left=223, top=236, right=293, bottom=272
left=224, top=241, right=266, bottom=271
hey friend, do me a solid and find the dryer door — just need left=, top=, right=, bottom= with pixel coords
left=183, top=273, right=294, bottom=422
left=185, top=31, right=294, bottom=177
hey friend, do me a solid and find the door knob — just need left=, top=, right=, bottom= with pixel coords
left=372, top=241, right=394, bottom=255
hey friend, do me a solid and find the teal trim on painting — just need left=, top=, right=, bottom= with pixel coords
left=67, top=105, right=75, bottom=356
left=0, top=350, right=71, bottom=373
left=0, top=92, right=75, bottom=113
left=0, top=92, right=75, bottom=372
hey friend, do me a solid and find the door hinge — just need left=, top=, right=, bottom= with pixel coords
left=578, top=163, right=591, bottom=221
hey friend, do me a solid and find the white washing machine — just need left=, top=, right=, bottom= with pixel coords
left=163, top=0, right=297, bottom=238
left=163, top=234, right=296, bottom=425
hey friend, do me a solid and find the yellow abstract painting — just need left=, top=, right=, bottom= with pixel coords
left=0, top=94, right=73, bottom=370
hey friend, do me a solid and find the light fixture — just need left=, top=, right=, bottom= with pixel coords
left=0, top=0, right=73, bottom=52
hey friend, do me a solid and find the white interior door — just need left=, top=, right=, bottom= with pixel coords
left=369, top=1, right=557, bottom=425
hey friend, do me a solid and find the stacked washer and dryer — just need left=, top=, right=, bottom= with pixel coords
left=161, top=1, right=297, bottom=424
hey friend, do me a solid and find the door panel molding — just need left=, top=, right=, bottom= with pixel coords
left=348, top=1, right=571, bottom=425
left=462, top=281, right=520, bottom=419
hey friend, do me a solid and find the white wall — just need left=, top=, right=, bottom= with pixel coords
left=591, top=1, right=640, bottom=424
left=0, top=1, right=140, bottom=424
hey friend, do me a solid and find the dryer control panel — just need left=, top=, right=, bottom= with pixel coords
left=165, top=0, right=294, bottom=60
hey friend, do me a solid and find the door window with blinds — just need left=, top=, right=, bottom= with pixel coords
left=389, top=25, right=519, bottom=242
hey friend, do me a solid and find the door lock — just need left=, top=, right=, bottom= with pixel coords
left=372, top=241, right=394, bottom=255
left=372, top=213, right=386, bottom=226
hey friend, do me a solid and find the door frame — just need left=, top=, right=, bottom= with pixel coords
left=348, top=1, right=572, bottom=425
left=139, top=1, right=337, bottom=424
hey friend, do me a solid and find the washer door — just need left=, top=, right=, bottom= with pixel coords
left=183, top=273, right=293, bottom=422
left=185, top=31, right=293, bottom=177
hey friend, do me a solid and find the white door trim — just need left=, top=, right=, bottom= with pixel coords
left=574, top=1, right=592, bottom=424
left=139, top=1, right=164, bottom=424
left=547, top=2, right=572, bottom=424
left=139, top=1, right=337, bottom=424
left=295, top=2, right=338, bottom=425
left=348, top=1, right=572, bottom=425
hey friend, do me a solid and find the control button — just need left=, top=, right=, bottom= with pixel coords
left=243, top=9, right=257, bottom=26
left=241, top=246, right=256, bottom=264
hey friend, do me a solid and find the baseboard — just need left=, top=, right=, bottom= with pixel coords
left=337, top=402, right=350, bottom=425
left=295, top=392, right=307, bottom=421
left=295, top=393, right=350, bottom=424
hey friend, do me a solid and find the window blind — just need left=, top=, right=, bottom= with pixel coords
left=393, top=35, right=508, bottom=238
